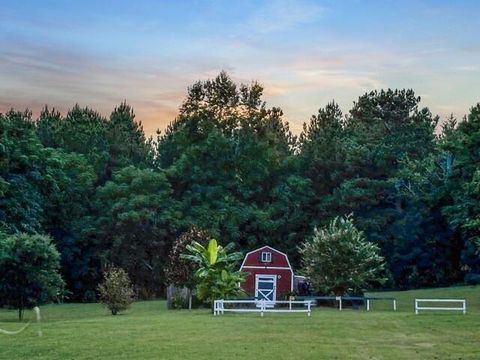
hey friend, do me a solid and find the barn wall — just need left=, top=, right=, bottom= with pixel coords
left=241, top=268, right=293, bottom=299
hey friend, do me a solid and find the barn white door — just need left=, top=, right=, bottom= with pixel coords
left=255, top=274, right=276, bottom=307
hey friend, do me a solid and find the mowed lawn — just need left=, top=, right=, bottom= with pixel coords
left=1, top=286, right=479, bottom=360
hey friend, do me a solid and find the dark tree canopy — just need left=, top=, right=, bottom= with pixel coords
left=1, top=73, right=479, bottom=301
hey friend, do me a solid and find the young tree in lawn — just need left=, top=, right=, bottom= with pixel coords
left=98, top=266, right=135, bottom=315
left=182, top=239, right=246, bottom=308
left=164, top=227, right=210, bottom=309
left=0, top=233, right=64, bottom=320
left=299, top=215, right=386, bottom=295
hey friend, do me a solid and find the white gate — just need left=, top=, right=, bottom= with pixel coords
left=255, top=274, right=276, bottom=306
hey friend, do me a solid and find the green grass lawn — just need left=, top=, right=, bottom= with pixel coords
left=1, top=286, right=479, bottom=359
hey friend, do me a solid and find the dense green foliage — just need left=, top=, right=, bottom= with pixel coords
left=95, top=166, right=175, bottom=298
left=0, top=233, right=64, bottom=320
left=98, top=266, right=135, bottom=315
left=299, top=215, right=386, bottom=295
left=182, top=239, right=246, bottom=305
left=1, top=72, right=479, bottom=300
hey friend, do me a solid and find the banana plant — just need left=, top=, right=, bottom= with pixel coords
left=182, top=239, right=246, bottom=306
left=182, top=239, right=243, bottom=269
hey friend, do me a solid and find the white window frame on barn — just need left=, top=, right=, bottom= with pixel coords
left=261, top=251, right=272, bottom=262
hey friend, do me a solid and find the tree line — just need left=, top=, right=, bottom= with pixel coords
left=1, top=71, right=479, bottom=301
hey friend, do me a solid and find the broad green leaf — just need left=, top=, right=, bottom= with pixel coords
left=207, top=239, right=218, bottom=265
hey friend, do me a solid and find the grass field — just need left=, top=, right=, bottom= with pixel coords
left=1, top=286, right=479, bottom=359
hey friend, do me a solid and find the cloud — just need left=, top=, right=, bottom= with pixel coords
left=461, top=46, right=480, bottom=54
left=451, top=65, right=479, bottom=72
left=0, top=37, right=202, bottom=133
left=1, top=0, right=478, bottom=138
left=243, top=0, right=323, bottom=34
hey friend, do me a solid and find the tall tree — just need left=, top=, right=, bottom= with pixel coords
left=57, top=105, right=109, bottom=178
left=36, top=106, right=63, bottom=148
left=0, top=110, right=45, bottom=233
left=300, top=90, right=440, bottom=287
left=95, top=166, right=177, bottom=297
left=299, top=101, right=346, bottom=223
left=40, top=150, right=98, bottom=300
left=2, top=109, right=101, bottom=299
left=394, top=117, right=462, bottom=288
left=333, top=90, right=437, bottom=285
left=106, top=102, right=154, bottom=171
left=157, top=72, right=304, bottom=259
left=441, top=104, right=480, bottom=280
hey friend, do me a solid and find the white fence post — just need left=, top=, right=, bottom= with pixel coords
left=393, top=299, right=397, bottom=311
left=366, top=299, right=370, bottom=311
left=260, top=300, right=265, bottom=317
left=214, top=300, right=225, bottom=316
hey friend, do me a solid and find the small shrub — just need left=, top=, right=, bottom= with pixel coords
left=98, top=266, right=135, bottom=315
left=171, top=294, right=187, bottom=309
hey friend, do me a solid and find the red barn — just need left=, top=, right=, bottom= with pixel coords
left=239, top=246, right=294, bottom=303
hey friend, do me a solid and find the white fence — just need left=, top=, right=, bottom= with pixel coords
left=213, top=299, right=313, bottom=317
left=314, top=296, right=397, bottom=311
left=214, top=298, right=466, bottom=316
left=415, top=299, right=466, bottom=314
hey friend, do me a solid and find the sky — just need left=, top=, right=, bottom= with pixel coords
left=1, top=0, right=479, bottom=136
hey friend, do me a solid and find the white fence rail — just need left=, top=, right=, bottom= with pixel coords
left=415, top=298, right=466, bottom=314
left=313, top=296, right=397, bottom=312
left=214, top=299, right=312, bottom=317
